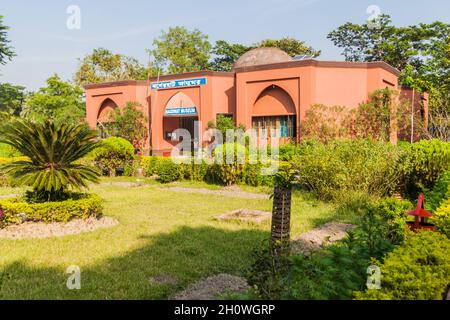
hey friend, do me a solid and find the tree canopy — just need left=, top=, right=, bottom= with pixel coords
left=0, top=83, right=25, bottom=119
left=151, top=26, right=212, bottom=74
left=0, top=16, right=15, bottom=66
left=21, top=75, right=85, bottom=125
left=328, top=14, right=450, bottom=92
left=74, top=48, right=153, bottom=86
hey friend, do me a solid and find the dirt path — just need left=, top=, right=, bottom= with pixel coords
left=166, top=186, right=269, bottom=200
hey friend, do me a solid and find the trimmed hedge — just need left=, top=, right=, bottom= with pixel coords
left=91, top=137, right=135, bottom=176
left=354, top=231, right=450, bottom=300
left=0, top=194, right=103, bottom=226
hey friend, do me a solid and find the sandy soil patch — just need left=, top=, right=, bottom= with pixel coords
left=0, top=217, right=119, bottom=239
left=291, top=222, right=356, bottom=255
left=167, top=187, right=269, bottom=200
left=172, top=274, right=249, bottom=300
left=214, top=209, right=271, bottom=224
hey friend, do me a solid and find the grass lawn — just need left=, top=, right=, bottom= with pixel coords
left=0, top=178, right=352, bottom=300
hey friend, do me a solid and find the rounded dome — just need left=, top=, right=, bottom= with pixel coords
left=233, top=47, right=292, bottom=69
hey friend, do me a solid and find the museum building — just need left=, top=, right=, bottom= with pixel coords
left=84, top=47, right=414, bottom=156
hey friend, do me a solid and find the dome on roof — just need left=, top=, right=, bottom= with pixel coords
left=233, top=47, right=292, bottom=69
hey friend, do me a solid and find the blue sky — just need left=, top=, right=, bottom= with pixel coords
left=1, top=0, right=450, bottom=90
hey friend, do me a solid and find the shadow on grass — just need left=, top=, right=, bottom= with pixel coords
left=0, top=226, right=268, bottom=300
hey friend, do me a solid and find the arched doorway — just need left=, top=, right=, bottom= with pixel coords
left=163, top=92, right=199, bottom=153
left=97, top=98, right=118, bottom=138
left=252, top=85, right=297, bottom=139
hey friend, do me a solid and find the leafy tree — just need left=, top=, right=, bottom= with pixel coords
left=209, top=40, right=254, bottom=71
left=0, top=120, right=100, bottom=202
left=109, top=101, right=148, bottom=152
left=257, top=37, right=321, bottom=58
left=75, top=48, right=153, bottom=86
left=21, top=75, right=85, bottom=125
left=0, top=83, right=25, bottom=119
left=328, top=14, right=450, bottom=92
left=0, top=16, right=15, bottom=66
left=151, top=26, right=212, bottom=74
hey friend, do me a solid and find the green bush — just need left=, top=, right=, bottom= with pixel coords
left=294, top=139, right=405, bottom=200
left=91, top=137, right=135, bottom=176
left=212, top=143, right=246, bottom=186
left=0, top=194, right=103, bottom=226
left=355, top=231, right=450, bottom=300
left=433, top=198, right=450, bottom=239
left=285, top=244, right=368, bottom=300
left=402, top=139, right=450, bottom=197
left=154, top=158, right=181, bottom=183
left=179, top=160, right=208, bottom=181
left=425, top=171, right=450, bottom=212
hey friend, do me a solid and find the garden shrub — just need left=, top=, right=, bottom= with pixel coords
left=285, top=244, right=368, bottom=300
left=402, top=139, right=450, bottom=197
left=294, top=139, right=405, bottom=200
left=247, top=196, right=407, bottom=300
left=355, top=231, right=450, bottom=300
left=425, top=171, right=450, bottom=212
left=179, top=159, right=208, bottom=181
left=433, top=198, right=450, bottom=239
left=91, top=137, right=135, bottom=176
left=211, top=143, right=246, bottom=186
left=0, top=194, right=103, bottom=226
left=154, top=158, right=181, bottom=183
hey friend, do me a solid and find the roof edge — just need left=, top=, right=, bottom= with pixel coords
left=234, top=59, right=401, bottom=76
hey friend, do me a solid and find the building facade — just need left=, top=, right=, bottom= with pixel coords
left=85, top=48, right=404, bottom=155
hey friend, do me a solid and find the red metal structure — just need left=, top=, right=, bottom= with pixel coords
left=406, top=193, right=436, bottom=231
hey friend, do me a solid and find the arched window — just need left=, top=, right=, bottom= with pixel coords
left=252, top=86, right=296, bottom=138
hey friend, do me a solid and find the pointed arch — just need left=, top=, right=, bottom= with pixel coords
left=97, top=98, right=118, bottom=122
left=253, top=85, right=296, bottom=116
left=165, top=92, right=196, bottom=109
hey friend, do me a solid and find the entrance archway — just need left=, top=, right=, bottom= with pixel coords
left=97, top=98, right=118, bottom=138
left=163, top=92, right=199, bottom=153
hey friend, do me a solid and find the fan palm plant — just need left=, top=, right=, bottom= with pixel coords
left=0, top=119, right=101, bottom=201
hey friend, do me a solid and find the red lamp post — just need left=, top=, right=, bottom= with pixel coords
left=406, top=193, right=436, bottom=232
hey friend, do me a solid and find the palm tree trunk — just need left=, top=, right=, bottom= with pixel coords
left=270, top=186, right=292, bottom=255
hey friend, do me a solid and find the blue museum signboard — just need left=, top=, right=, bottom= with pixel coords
left=151, top=78, right=207, bottom=90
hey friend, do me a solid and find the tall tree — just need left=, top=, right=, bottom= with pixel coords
left=328, top=15, right=450, bottom=91
left=74, top=48, right=153, bottom=86
left=209, top=40, right=254, bottom=71
left=257, top=37, right=321, bottom=58
left=21, top=75, right=85, bottom=125
left=0, top=83, right=25, bottom=119
left=151, top=26, right=212, bottom=74
left=0, top=16, right=15, bottom=66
